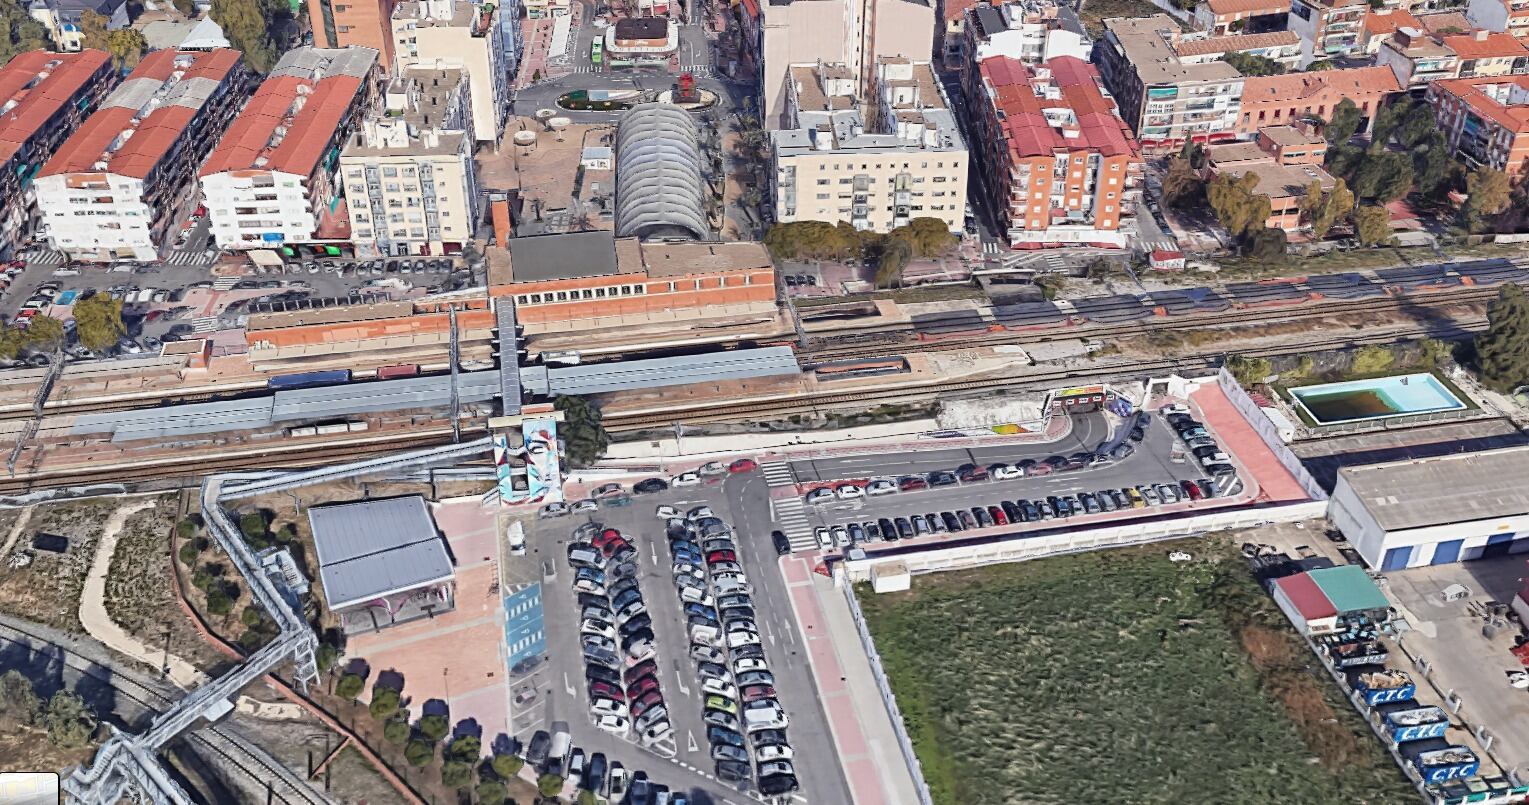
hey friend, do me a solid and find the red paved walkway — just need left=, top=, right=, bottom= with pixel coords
left=1190, top=382, right=1311, bottom=503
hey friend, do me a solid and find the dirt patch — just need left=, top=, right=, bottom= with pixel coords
left=0, top=725, right=95, bottom=775
left=0, top=497, right=126, bottom=632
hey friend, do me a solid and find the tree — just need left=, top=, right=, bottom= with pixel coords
left=553, top=394, right=609, bottom=468
left=871, top=237, right=912, bottom=288
left=177, top=540, right=202, bottom=566
left=383, top=718, right=410, bottom=744
left=417, top=713, right=450, bottom=742
left=239, top=607, right=263, bottom=628
left=537, top=773, right=566, bottom=798
left=762, top=221, right=857, bottom=260
left=369, top=686, right=401, bottom=721
left=335, top=673, right=364, bottom=702
left=211, top=0, right=290, bottom=72
left=1225, top=354, right=1272, bottom=387
left=205, top=585, right=233, bottom=616
left=1206, top=172, right=1270, bottom=241
left=45, top=690, right=97, bottom=748
left=1352, top=151, right=1412, bottom=203
left=1306, top=59, right=1334, bottom=71
left=405, top=739, right=435, bottom=768
left=891, top=217, right=957, bottom=257
left=1244, top=226, right=1287, bottom=261
left=477, top=780, right=508, bottom=805
left=1352, top=204, right=1391, bottom=246
left=23, top=315, right=64, bottom=350
left=1300, top=178, right=1354, bottom=240
left=315, top=642, right=339, bottom=672
left=0, top=670, right=41, bottom=727
left=576, top=790, right=599, bottom=805
left=0, top=0, right=49, bottom=67
left=1161, top=154, right=1204, bottom=209
left=106, top=27, right=147, bottom=69
left=0, top=326, right=26, bottom=360
left=1220, top=51, right=1285, bottom=76
left=238, top=511, right=267, bottom=542
left=441, top=759, right=472, bottom=788
left=1463, top=167, right=1512, bottom=232
left=173, top=0, right=196, bottom=15
left=66, top=293, right=123, bottom=352
left=1325, top=98, right=1362, bottom=146
left=1418, top=337, right=1454, bottom=368
left=77, top=10, right=111, bottom=52
left=1413, top=134, right=1458, bottom=199
left=491, top=753, right=524, bottom=779
left=1475, top=283, right=1529, bottom=391
left=447, top=734, right=481, bottom=763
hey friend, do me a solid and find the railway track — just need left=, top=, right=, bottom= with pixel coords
left=0, top=620, right=328, bottom=805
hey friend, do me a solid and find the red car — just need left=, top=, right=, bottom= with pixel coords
left=630, top=690, right=664, bottom=719
left=589, top=681, right=626, bottom=701
left=706, top=550, right=737, bottom=565
left=729, top=458, right=758, bottom=473
left=898, top=476, right=928, bottom=492
left=740, top=684, right=777, bottom=702
left=593, top=528, right=621, bottom=549
left=1181, top=479, right=1203, bottom=501
left=626, top=675, right=660, bottom=698
left=624, top=659, right=657, bottom=685
left=988, top=506, right=1007, bottom=526
left=600, top=537, right=631, bottom=558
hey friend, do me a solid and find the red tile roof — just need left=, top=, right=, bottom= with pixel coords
left=0, top=49, right=112, bottom=168
left=1432, top=74, right=1529, bottom=135
left=1361, top=8, right=1418, bottom=37
left=200, top=73, right=364, bottom=178
left=40, top=49, right=243, bottom=179
left=1441, top=30, right=1529, bottom=59
left=980, top=56, right=1138, bottom=160
left=1241, top=66, right=1401, bottom=103
left=1205, top=0, right=1289, bottom=15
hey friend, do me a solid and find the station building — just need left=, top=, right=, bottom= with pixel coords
left=1327, top=445, right=1529, bottom=570
left=309, top=495, right=457, bottom=634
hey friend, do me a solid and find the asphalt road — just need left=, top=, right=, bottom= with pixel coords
left=523, top=475, right=850, bottom=805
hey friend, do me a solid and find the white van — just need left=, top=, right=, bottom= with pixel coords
left=568, top=548, right=606, bottom=569
left=547, top=721, right=571, bottom=774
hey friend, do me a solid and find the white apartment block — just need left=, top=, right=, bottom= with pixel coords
left=340, top=67, right=479, bottom=257
left=393, top=0, right=508, bottom=143
left=771, top=59, right=968, bottom=233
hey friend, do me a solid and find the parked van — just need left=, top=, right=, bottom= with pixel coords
left=690, top=623, right=722, bottom=647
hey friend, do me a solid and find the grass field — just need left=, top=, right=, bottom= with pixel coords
left=858, top=538, right=1415, bottom=805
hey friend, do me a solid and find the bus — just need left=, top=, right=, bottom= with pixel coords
left=591, top=39, right=603, bottom=65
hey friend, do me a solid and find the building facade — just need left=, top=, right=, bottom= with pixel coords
left=393, top=0, right=508, bottom=143
left=308, top=0, right=398, bottom=68
left=1468, top=0, right=1529, bottom=44
left=339, top=67, right=479, bottom=257
left=1201, top=127, right=1336, bottom=231
left=965, top=55, right=1141, bottom=248
left=1193, top=0, right=1291, bottom=36
left=1092, top=15, right=1244, bottom=150
left=35, top=49, right=248, bottom=262
left=1428, top=74, right=1529, bottom=177
left=0, top=49, right=116, bottom=258
left=200, top=47, right=380, bottom=251
left=1236, top=66, right=1401, bottom=136
left=964, top=0, right=1090, bottom=68
left=771, top=60, right=968, bottom=233
left=1290, top=0, right=1370, bottom=66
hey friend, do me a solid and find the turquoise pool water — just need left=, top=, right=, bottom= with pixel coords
left=1289, top=373, right=1466, bottom=425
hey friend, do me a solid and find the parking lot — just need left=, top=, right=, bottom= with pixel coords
left=519, top=469, right=851, bottom=804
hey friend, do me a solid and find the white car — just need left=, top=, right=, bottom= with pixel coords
left=835, top=484, right=864, bottom=500
left=671, top=472, right=702, bottom=487
left=655, top=505, right=680, bottom=519
left=580, top=618, right=616, bottom=639
left=733, top=657, right=769, bottom=674
left=591, top=698, right=629, bottom=718
left=596, top=714, right=630, bottom=735
left=866, top=479, right=897, bottom=496
left=573, top=579, right=606, bottom=596
left=697, top=461, right=728, bottom=476
left=814, top=527, right=833, bottom=549
left=991, top=464, right=1024, bottom=480
left=804, top=488, right=834, bottom=505
left=1161, top=403, right=1191, bottom=415
left=701, top=678, right=737, bottom=697
left=831, top=526, right=849, bottom=547
left=570, top=499, right=598, bottom=513
left=692, top=645, right=726, bottom=664
left=756, top=744, right=794, bottom=762
left=640, top=720, right=674, bottom=745
left=726, top=629, right=762, bottom=648
left=688, top=505, right=715, bottom=520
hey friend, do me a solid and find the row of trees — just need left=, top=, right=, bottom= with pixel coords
left=763, top=218, right=958, bottom=286
left=0, top=294, right=127, bottom=360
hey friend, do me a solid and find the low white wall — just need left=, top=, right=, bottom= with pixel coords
left=1214, top=368, right=1329, bottom=501
left=605, top=418, right=943, bottom=461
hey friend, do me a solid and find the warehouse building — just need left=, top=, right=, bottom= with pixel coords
left=1271, top=565, right=1390, bottom=634
left=1327, top=445, right=1529, bottom=570
left=309, top=495, right=456, bottom=634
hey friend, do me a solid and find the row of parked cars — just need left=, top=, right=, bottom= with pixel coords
left=1162, top=405, right=1236, bottom=478
left=660, top=508, right=800, bottom=798
left=802, top=445, right=1143, bottom=506
left=812, top=478, right=1223, bottom=548
left=527, top=721, right=679, bottom=804
left=567, top=523, right=676, bottom=747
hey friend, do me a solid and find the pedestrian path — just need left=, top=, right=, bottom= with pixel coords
left=165, top=248, right=218, bottom=267
left=212, top=276, right=240, bottom=290
left=19, top=247, right=66, bottom=267
left=762, top=461, right=816, bottom=550
left=1136, top=238, right=1178, bottom=254
left=190, top=316, right=221, bottom=333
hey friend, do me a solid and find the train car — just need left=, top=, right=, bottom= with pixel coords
left=810, top=357, right=908, bottom=381
left=1407, top=745, right=1479, bottom=784
left=267, top=369, right=353, bottom=391
left=376, top=364, right=421, bottom=380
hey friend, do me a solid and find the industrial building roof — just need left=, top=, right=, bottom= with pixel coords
left=201, top=47, right=377, bottom=179
left=1337, top=445, right=1529, bottom=532
left=1307, top=566, right=1389, bottom=614
left=41, top=48, right=243, bottom=178
left=506, top=231, right=621, bottom=282
left=309, top=496, right=455, bottom=610
left=615, top=104, right=709, bottom=241
left=0, top=49, right=112, bottom=169
left=978, top=55, right=1138, bottom=159
left=1273, top=572, right=1338, bottom=621
left=544, top=347, right=800, bottom=396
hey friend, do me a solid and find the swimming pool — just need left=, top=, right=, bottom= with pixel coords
left=1288, top=373, right=1466, bottom=425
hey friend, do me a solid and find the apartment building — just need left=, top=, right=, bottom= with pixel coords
left=1468, top=0, right=1529, bottom=45
left=1378, top=28, right=1529, bottom=89
left=1172, top=31, right=1303, bottom=69
left=771, top=59, right=967, bottom=233
left=1290, top=0, right=1370, bottom=66
left=760, top=0, right=935, bottom=127
left=0, top=49, right=116, bottom=258
left=308, top=0, right=398, bottom=68
left=200, top=48, right=380, bottom=251
left=34, top=49, right=248, bottom=262
left=1362, top=8, right=1420, bottom=54
left=1428, top=74, right=1529, bottom=177
left=966, top=55, right=1141, bottom=249
left=1237, top=66, right=1401, bottom=136
left=1193, top=0, right=1291, bottom=36
left=1201, top=126, right=1336, bottom=230
left=339, top=67, right=479, bottom=257
left=393, top=0, right=508, bottom=143
left=965, top=0, right=1090, bottom=67
left=1092, top=15, right=1244, bottom=150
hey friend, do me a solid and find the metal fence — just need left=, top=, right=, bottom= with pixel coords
left=838, top=578, right=936, bottom=805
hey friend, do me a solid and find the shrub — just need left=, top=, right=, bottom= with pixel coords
left=335, top=673, right=364, bottom=702
left=490, top=753, right=524, bottom=779
left=383, top=718, right=410, bottom=745
left=1350, top=344, right=1394, bottom=375
left=1417, top=338, right=1454, bottom=368
left=238, top=628, right=271, bottom=652
left=537, top=773, right=565, bottom=798
left=417, top=713, right=449, bottom=742
left=315, top=643, right=339, bottom=672
left=476, top=780, right=508, bottom=805
left=441, top=759, right=472, bottom=788
left=238, top=512, right=267, bottom=541
left=177, top=541, right=201, bottom=567
left=239, top=607, right=263, bottom=628
left=205, top=586, right=233, bottom=616
left=45, top=691, right=97, bottom=749
left=275, top=524, right=297, bottom=544
left=404, top=739, right=434, bottom=768
left=0, top=670, right=42, bottom=727
left=1225, top=354, right=1272, bottom=387
left=175, top=519, right=198, bottom=540
left=369, top=687, right=400, bottom=721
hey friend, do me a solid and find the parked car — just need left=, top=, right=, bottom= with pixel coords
left=771, top=530, right=792, bottom=555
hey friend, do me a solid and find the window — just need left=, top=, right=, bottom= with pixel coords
left=817, top=178, right=830, bottom=185
left=817, top=193, right=830, bottom=199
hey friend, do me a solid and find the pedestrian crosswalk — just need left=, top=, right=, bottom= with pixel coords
left=678, top=65, right=715, bottom=77
left=165, top=249, right=218, bottom=267
left=19, top=247, right=66, bottom=267
left=212, top=276, right=239, bottom=291
left=981, top=240, right=1003, bottom=255
left=761, top=462, right=817, bottom=551
left=1135, top=238, right=1179, bottom=254
left=190, top=316, right=221, bottom=333
left=761, top=461, right=796, bottom=486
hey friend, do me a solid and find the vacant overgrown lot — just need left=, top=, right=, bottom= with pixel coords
left=858, top=538, right=1414, bottom=805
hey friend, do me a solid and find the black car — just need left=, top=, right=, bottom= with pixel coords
left=609, top=577, right=640, bottom=599
left=633, top=477, right=669, bottom=494
left=578, top=592, right=610, bottom=610
left=942, top=511, right=963, bottom=531
left=1206, top=462, right=1236, bottom=477
left=619, top=613, right=653, bottom=636
left=864, top=521, right=883, bottom=541
left=760, top=774, right=801, bottom=796
left=1192, top=445, right=1222, bottom=459
left=1020, top=500, right=1040, bottom=521
left=972, top=507, right=993, bottom=527
left=586, top=664, right=621, bottom=685
left=1197, top=478, right=1216, bottom=498
left=1109, top=442, right=1136, bottom=461
left=585, top=753, right=607, bottom=791
left=1173, top=419, right=1204, bottom=434
left=894, top=517, right=914, bottom=539
left=1002, top=500, right=1024, bottom=522
left=716, top=759, right=751, bottom=783
left=526, top=730, right=551, bottom=766
left=1079, top=493, right=1101, bottom=514
left=771, top=530, right=792, bottom=555
left=733, top=644, right=766, bottom=661
left=927, top=470, right=958, bottom=487
left=721, top=606, right=755, bottom=625
left=877, top=518, right=897, bottom=538
left=708, top=725, right=746, bottom=747
left=1043, top=455, right=1066, bottom=468
left=1128, top=426, right=1146, bottom=442
left=752, top=728, right=790, bottom=747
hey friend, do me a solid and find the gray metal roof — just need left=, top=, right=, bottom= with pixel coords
left=1337, top=445, right=1529, bottom=533
left=308, top=496, right=455, bottom=610
left=71, top=398, right=276, bottom=443
left=497, top=302, right=522, bottom=415
left=615, top=104, right=708, bottom=241
left=270, top=371, right=500, bottom=420
left=545, top=347, right=799, bottom=396
left=507, top=231, right=619, bottom=282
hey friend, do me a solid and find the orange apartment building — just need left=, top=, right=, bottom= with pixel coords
left=966, top=54, right=1141, bottom=249
left=1428, top=74, right=1529, bottom=177
left=1237, top=66, right=1402, bottom=137
left=1203, top=124, right=1338, bottom=231
left=1194, top=0, right=1292, bottom=36
left=309, top=0, right=397, bottom=69
left=489, top=231, right=778, bottom=326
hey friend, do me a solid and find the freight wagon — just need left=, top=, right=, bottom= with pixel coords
left=1352, top=670, right=1416, bottom=706
left=1408, top=745, right=1479, bottom=784
left=1380, top=706, right=1450, bottom=744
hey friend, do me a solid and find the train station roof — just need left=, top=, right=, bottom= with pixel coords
left=309, top=496, right=454, bottom=610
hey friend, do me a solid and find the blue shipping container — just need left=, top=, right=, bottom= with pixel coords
left=1361, top=683, right=1417, bottom=706
left=1383, top=706, right=1450, bottom=744
left=1354, top=671, right=1416, bottom=706
left=1411, top=747, right=1479, bottom=785
left=1390, top=721, right=1450, bottom=744
left=268, top=369, right=352, bottom=390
